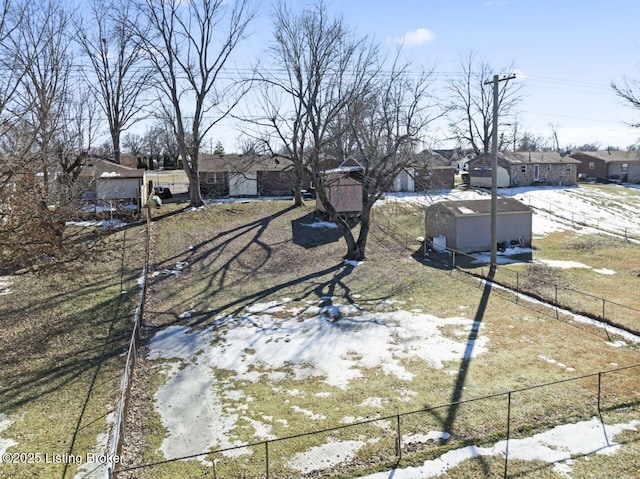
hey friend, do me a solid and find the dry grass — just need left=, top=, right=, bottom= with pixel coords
left=118, top=200, right=640, bottom=478
left=0, top=224, right=146, bottom=478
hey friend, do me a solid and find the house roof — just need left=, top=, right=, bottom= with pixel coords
left=410, top=150, right=456, bottom=169
left=471, top=152, right=580, bottom=165
left=199, top=154, right=289, bottom=172
left=430, top=198, right=531, bottom=217
left=93, top=159, right=145, bottom=179
left=569, top=150, right=640, bottom=163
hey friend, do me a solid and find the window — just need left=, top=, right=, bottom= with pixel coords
left=565, top=164, right=572, bottom=172
left=622, top=163, right=629, bottom=172
left=520, top=165, right=527, bottom=173
left=206, top=172, right=221, bottom=184
left=589, top=162, right=595, bottom=170
left=547, top=165, right=552, bottom=171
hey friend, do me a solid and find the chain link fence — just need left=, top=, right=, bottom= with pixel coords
left=114, top=364, right=640, bottom=478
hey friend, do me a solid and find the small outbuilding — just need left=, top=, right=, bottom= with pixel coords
left=316, top=168, right=363, bottom=215
left=425, top=198, right=532, bottom=253
left=93, top=160, right=145, bottom=201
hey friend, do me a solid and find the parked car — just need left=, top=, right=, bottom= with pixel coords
left=154, top=186, right=173, bottom=199
left=607, top=175, right=622, bottom=184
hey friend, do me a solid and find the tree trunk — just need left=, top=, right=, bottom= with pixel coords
left=342, top=221, right=361, bottom=260
left=293, top=164, right=304, bottom=207
left=355, top=205, right=371, bottom=261
left=112, top=129, right=121, bottom=164
left=186, top=168, right=204, bottom=207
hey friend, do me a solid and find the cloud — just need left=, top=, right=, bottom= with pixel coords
left=397, top=28, right=435, bottom=46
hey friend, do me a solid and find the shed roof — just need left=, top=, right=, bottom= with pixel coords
left=430, top=198, right=531, bottom=217
left=93, top=159, right=144, bottom=179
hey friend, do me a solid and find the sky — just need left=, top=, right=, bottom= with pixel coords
left=212, top=0, right=640, bottom=152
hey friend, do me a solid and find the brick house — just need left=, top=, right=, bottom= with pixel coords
left=569, top=150, right=640, bottom=183
left=388, top=151, right=456, bottom=192
left=467, top=152, right=580, bottom=188
left=198, top=154, right=307, bottom=198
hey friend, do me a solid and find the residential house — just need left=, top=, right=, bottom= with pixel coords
left=425, top=198, right=532, bottom=253
left=569, top=150, right=640, bottom=183
left=467, top=152, right=580, bottom=188
left=389, top=151, right=457, bottom=192
left=198, top=154, right=306, bottom=198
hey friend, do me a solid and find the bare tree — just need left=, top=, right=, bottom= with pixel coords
left=122, top=132, right=143, bottom=156
left=447, top=51, right=522, bottom=156
left=0, top=0, right=96, bottom=270
left=611, top=74, right=640, bottom=130
left=0, top=0, right=31, bottom=123
left=13, top=0, right=74, bottom=202
left=135, top=0, right=255, bottom=207
left=248, top=1, right=378, bottom=207
left=329, top=60, right=441, bottom=259
left=76, top=0, right=152, bottom=165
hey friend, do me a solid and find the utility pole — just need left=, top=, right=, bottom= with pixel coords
left=486, top=73, right=516, bottom=272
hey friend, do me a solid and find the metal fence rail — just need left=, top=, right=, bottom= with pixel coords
left=107, top=205, right=151, bottom=479
left=114, top=363, right=640, bottom=478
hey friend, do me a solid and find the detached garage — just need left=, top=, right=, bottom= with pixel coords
left=425, top=198, right=532, bottom=253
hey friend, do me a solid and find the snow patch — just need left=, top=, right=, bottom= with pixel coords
left=0, top=276, right=13, bottom=296
left=0, top=413, right=17, bottom=458
left=72, top=411, right=116, bottom=479
left=290, top=438, right=367, bottom=474
left=147, top=302, right=489, bottom=461
left=291, top=406, right=326, bottom=421
left=302, top=221, right=338, bottom=229
left=537, top=259, right=590, bottom=269
left=593, top=267, right=616, bottom=275
left=362, top=417, right=640, bottom=479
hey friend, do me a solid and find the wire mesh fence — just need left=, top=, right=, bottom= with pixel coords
left=114, top=364, right=640, bottom=478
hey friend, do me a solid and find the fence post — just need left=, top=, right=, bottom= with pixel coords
left=265, top=441, right=269, bottom=479
left=597, top=372, right=602, bottom=413
left=602, top=299, right=606, bottom=319
left=396, top=414, right=402, bottom=460
left=504, top=392, right=511, bottom=479
left=515, top=272, right=519, bottom=303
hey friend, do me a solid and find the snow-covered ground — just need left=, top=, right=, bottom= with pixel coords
left=378, top=184, right=640, bottom=239
left=148, top=298, right=489, bottom=462
left=361, top=417, right=640, bottom=479
left=140, top=184, right=640, bottom=475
